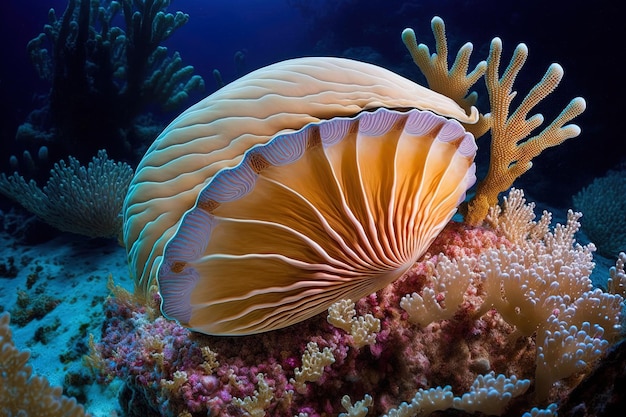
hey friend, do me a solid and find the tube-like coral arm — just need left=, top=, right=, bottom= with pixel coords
left=464, top=38, right=586, bottom=225
left=402, top=17, right=485, bottom=133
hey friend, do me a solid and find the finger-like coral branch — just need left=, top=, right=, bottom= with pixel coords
left=464, top=38, right=586, bottom=225
left=402, top=17, right=487, bottom=136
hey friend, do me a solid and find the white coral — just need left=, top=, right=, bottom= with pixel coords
left=400, top=255, right=473, bottom=327
left=291, top=342, right=335, bottom=394
left=522, top=403, right=558, bottom=417
left=351, top=315, right=381, bottom=348
left=452, top=372, right=530, bottom=416
left=328, top=299, right=381, bottom=348
left=473, top=189, right=622, bottom=399
left=232, top=373, right=274, bottom=417
left=381, top=386, right=454, bottom=417
left=327, top=299, right=356, bottom=332
left=339, top=394, right=373, bottom=417
left=609, top=252, right=626, bottom=298
left=478, top=209, right=596, bottom=336
left=486, top=188, right=551, bottom=245
left=381, top=372, right=527, bottom=417
left=535, top=316, right=609, bottom=401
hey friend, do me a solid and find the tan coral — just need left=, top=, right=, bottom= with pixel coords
left=328, top=299, right=381, bottom=348
left=339, top=394, right=374, bottom=417
left=232, top=373, right=274, bottom=417
left=0, top=312, right=89, bottom=417
left=485, top=188, right=552, bottom=245
left=291, top=341, right=335, bottom=394
left=405, top=17, right=586, bottom=225
left=535, top=317, right=609, bottom=402
left=465, top=39, right=586, bottom=224
left=400, top=254, right=475, bottom=327
left=402, top=17, right=487, bottom=137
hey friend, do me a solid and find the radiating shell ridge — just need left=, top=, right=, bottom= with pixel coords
left=122, top=57, right=478, bottom=335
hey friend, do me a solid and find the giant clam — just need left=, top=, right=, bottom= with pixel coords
left=123, top=57, right=478, bottom=335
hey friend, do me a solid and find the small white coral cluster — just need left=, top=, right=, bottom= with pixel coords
left=291, top=341, right=336, bottom=394
left=339, top=394, right=374, bottom=417
left=328, top=299, right=381, bottom=348
left=400, top=189, right=624, bottom=401
left=232, top=373, right=274, bottom=417
left=380, top=372, right=529, bottom=417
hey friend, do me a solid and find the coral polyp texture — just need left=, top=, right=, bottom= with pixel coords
left=573, top=169, right=626, bottom=258
left=86, top=189, right=624, bottom=416
left=403, top=16, right=585, bottom=225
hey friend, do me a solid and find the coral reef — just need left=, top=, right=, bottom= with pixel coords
left=18, top=0, right=204, bottom=164
left=86, top=190, right=624, bottom=416
left=573, top=169, right=626, bottom=258
left=0, top=149, right=133, bottom=239
left=0, top=312, right=89, bottom=417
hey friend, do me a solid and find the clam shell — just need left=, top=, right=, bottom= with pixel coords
left=123, top=57, right=477, bottom=335
left=157, top=108, right=475, bottom=335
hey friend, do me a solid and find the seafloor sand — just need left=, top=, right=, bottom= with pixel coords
left=0, top=224, right=130, bottom=416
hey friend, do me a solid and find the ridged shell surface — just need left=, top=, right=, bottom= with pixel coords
left=123, top=57, right=477, bottom=300
left=157, top=107, right=476, bottom=335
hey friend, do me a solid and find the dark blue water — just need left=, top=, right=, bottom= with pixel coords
left=0, top=0, right=622, bottom=207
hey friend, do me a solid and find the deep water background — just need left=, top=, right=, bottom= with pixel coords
left=0, top=0, right=623, bottom=210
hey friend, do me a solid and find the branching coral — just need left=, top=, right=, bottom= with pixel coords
left=404, top=16, right=585, bottom=225
left=452, top=372, right=530, bottom=415
left=20, top=0, right=205, bottom=162
left=232, top=373, right=274, bottom=417
left=400, top=254, right=475, bottom=327
left=535, top=316, right=610, bottom=401
left=609, top=252, right=626, bottom=297
left=466, top=40, right=586, bottom=224
left=328, top=299, right=381, bottom=348
left=381, top=386, right=454, bottom=417
left=484, top=188, right=552, bottom=245
left=380, top=373, right=529, bottom=417
left=399, top=188, right=622, bottom=403
left=0, top=150, right=133, bottom=239
left=339, top=394, right=373, bottom=417
left=291, top=341, right=336, bottom=394
left=401, top=17, right=487, bottom=136
left=0, top=313, right=89, bottom=417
